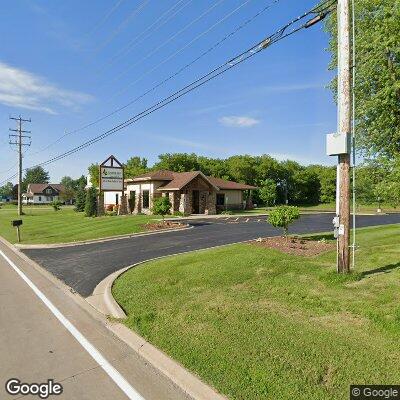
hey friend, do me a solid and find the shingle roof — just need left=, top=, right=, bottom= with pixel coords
left=206, top=176, right=257, bottom=190
left=27, top=183, right=65, bottom=194
left=127, top=169, right=256, bottom=191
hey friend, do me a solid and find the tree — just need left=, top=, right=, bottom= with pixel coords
left=60, top=176, right=76, bottom=204
left=152, top=196, right=171, bottom=220
left=324, top=1, right=400, bottom=157
left=154, top=153, right=200, bottom=172
left=88, top=164, right=99, bottom=188
left=268, top=206, right=300, bottom=237
left=74, top=186, right=86, bottom=212
left=22, top=166, right=49, bottom=192
left=258, top=179, right=277, bottom=206
left=125, top=156, right=148, bottom=178
left=51, top=200, right=62, bottom=211
left=0, top=182, right=13, bottom=197
left=84, top=187, right=97, bottom=217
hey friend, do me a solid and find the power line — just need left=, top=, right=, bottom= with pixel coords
left=112, top=0, right=268, bottom=98
left=109, top=0, right=226, bottom=85
left=0, top=0, right=335, bottom=186
left=100, top=0, right=190, bottom=73
left=27, top=0, right=283, bottom=159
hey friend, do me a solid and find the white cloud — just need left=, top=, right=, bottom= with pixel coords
left=218, top=116, right=260, bottom=128
left=0, top=61, right=93, bottom=114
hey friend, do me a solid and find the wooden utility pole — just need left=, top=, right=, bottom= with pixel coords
left=9, top=116, right=31, bottom=216
left=337, top=0, right=351, bottom=273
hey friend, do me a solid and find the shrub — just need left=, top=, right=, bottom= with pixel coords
left=267, top=206, right=300, bottom=237
left=172, top=211, right=184, bottom=217
left=152, top=196, right=171, bottom=220
left=84, top=187, right=97, bottom=217
left=220, top=210, right=233, bottom=215
left=51, top=200, right=62, bottom=211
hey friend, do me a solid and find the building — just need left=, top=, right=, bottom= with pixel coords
left=86, top=175, right=126, bottom=209
left=22, top=183, right=65, bottom=205
left=125, top=170, right=256, bottom=215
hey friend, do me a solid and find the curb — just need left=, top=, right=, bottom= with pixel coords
left=14, top=224, right=192, bottom=249
left=1, top=234, right=228, bottom=400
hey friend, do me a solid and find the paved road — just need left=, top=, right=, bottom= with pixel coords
left=0, top=242, right=188, bottom=400
left=23, top=213, right=400, bottom=297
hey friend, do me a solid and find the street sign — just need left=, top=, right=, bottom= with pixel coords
left=11, top=220, right=23, bottom=227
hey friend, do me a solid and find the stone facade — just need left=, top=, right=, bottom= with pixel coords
left=117, top=194, right=129, bottom=215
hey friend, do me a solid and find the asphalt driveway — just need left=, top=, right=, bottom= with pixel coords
left=22, top=213, right=400, bottom=297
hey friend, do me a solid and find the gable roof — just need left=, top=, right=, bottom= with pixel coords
left=27, top=183, right=65, bottom=194
left=127, top=170, right=257, bottom=191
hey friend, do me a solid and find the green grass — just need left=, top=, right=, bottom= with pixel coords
left=230, top=203, right=399, bottom=215
left=0, top=205, right=160, bottom=244
left=113, top=224, right=400, bottom=400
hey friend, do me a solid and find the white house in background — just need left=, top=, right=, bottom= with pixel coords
left=86, top=175, right=125, bottom=209
left=22, top=183, right=65, bottom=205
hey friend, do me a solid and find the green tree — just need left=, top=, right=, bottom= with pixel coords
left=154, top=153, right=200, bottom=172
left=124, top=156, right=148, bottom=178
left=22, top=166, right=49, bottom=192
left=51, top=200, right=62, bottom=211
left=0, top=182, right=13, bottom=197
left=88, top=164, right=99, bottom=188
left=152, top=196, right=171, bottom=220
left=84, top=187, right=97, bottom=217
left=258, top=179, right=277, bottom=206
left=324, top=1, right=400, bottom=157
left=268, top=206, right=300, bottom=237
left=74, top=186, right=86, bottom=212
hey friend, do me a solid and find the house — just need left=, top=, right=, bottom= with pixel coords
left=22, top=183, right=65, bottom=205
left=125, top=170, right=257, bottom=215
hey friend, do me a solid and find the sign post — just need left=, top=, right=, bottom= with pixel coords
left=11, top=220, right=23, bottom=243
left=99, top=155, right=126, bottom=215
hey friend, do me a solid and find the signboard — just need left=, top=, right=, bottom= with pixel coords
left=99, top=155, right=124, bottom=192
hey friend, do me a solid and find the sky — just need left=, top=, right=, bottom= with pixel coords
left=0, top=0, right=338, bottom=183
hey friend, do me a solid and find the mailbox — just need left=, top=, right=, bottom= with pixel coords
left=11, top=220, right=23, bottom=227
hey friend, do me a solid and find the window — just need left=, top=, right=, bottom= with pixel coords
left=129, top=191, right=136, bottom=210
left=216, top=193, right=225, bottom=206
left=46, top=188, right=52, bottom=194
left=115, top=193, right=119, bottom=205
left=46, top=196, right=53, bottom=201
left=142, top=190, right=150, bottom=209
left=38, top=196, right=42, bottom=202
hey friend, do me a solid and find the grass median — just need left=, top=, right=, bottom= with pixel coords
left=113, top=224, right=400, bottom=400
left=0, top=205, right=159, bottom=244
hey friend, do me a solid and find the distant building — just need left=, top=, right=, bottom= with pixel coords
left=22, top=183, right=65, bottom=205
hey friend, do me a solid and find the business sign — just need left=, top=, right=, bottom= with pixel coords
left=99, top=155, right=124, bottom=192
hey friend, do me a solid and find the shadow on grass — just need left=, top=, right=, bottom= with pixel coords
left=361, top=262, right=400, bottom=278
left=301, top=233, right=335, bottom=241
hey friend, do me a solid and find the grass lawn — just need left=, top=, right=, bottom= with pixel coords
left=0, top=205, right=160, bottom=244
left=113, top=224, right=400, bottom=400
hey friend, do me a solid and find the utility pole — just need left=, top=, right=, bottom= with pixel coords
left=9, top=116, right=31, bottom=216
left=337, top=0, right=351, bottom=273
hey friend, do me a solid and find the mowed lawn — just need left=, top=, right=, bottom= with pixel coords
left=0, top=205, right=158, bottom=244
left=113, top=224, right=400, bottom=400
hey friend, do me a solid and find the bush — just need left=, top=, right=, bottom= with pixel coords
left=51, top=200, right=62, bottom=211
left=152, top=196, right=171, bottom=220
left=84, top=187, right=97, bottom=217
left=268, top=206, right=300, bottom=237
left=172, top=211, right=184, bottom=217
left=220, top=210, right=233, bottom=215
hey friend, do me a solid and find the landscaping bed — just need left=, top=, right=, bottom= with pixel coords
left=113, top=224, right=400, bottom=400
left=252, top=236, right=334, bottom=256
left=142, top=221, right=186, bottom=231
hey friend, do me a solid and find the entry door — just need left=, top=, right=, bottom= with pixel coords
left=192, top=190, right=200, bottom=214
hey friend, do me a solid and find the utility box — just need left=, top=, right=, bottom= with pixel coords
left=326, top=133, right=351, bottom=156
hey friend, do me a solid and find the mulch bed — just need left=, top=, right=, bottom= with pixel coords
left=251, top=236, right=335, bottom=256
left=142, top=221, right=186, bottom=231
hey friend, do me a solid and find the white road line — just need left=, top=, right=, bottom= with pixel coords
left=0, top=250, right=145, bottom=400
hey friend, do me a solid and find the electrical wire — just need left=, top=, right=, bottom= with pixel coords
left=26, top=0, right=283, bottom=159
left=0, top=0, right=336, bottom=186
left=100, top=0, right=189, bottom=73
left=112, top=0, right=257, bottom=98
left=109, top=0, right=226, bottom=84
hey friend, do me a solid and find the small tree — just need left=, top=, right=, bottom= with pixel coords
left=152, top=196, right=171, bottom=221
left=258, top=179, right=277, bottom=206
left=51, top=200, right=62, bottom=211
left=84, top=187, right=98, bottom=217
left=268, top=206, right=300, bottom=237
left=74, top=186, right=86, bottom=212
